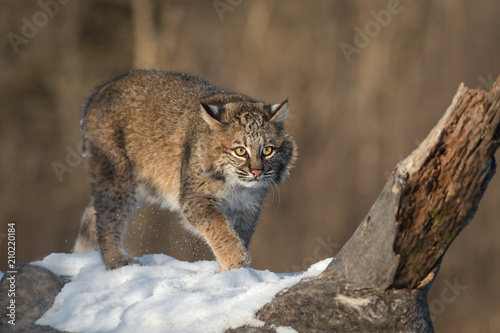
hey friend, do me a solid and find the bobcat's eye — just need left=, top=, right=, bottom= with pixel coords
left=234, top=147, right=247, bottom=156
left=262, top=146, right=274, bottom=156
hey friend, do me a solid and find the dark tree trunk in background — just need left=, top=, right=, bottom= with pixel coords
left=229, top=78, right=500, bottom=332
left=131, top=0, right=159, bottom=69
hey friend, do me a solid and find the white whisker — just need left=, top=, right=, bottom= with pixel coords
left=268, top=177, right=281, bottom=210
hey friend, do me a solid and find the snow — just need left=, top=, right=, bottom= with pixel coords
left=32, top=252, right=331, bottom=333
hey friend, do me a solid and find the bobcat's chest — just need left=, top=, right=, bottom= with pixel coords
left=218, top=185, right=266, bottom=229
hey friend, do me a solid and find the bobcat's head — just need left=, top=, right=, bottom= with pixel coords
left=200, top=100, right=297, bottom=189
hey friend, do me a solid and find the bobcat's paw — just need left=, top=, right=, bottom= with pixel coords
left=218, top=246, right=251, bottom=272
left=104, top=255, right=142, bottom=270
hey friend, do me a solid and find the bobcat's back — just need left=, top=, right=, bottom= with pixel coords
left=82, top=71, right=251, bottom=209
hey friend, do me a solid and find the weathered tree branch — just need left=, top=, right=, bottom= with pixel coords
left=230, top=77, right=500, bottom=332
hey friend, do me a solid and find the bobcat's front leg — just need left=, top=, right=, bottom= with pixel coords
left=180, top=196, right=250, bottom=271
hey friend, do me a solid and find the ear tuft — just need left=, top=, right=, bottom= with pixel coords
left=200, top=103, right=222, bottom=130
left=269, top=99, right=289, bottom=123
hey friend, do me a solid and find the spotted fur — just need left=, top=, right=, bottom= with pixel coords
left=73, top=70, right=297, bottom=271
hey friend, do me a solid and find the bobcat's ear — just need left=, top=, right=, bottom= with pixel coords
left=269, top=100, right=289, bottom=123
left=200, top=103, right=222, bottom=130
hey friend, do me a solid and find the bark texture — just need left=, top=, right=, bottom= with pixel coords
left=230, top=78, right=500, bottom=332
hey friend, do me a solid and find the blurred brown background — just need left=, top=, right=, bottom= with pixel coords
left=0, top=0, right=499, bottom=331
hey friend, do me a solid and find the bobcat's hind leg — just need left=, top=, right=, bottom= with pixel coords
left=92, top=180, right=141, bottom=270
left=73, top=204, right=99, bottom=253
left=87, top=142, right=141, bottom=270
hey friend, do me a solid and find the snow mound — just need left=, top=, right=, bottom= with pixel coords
left=33, top=252, right=331, bottom=333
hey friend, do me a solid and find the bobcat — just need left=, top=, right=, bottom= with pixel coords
left=73, top=70, right=297, bottom=271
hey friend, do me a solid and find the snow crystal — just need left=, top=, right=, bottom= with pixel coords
left=32, top=252, right=331, bottom=333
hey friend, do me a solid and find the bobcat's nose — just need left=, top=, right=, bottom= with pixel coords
left=251, top=169, right=262, bottom=178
